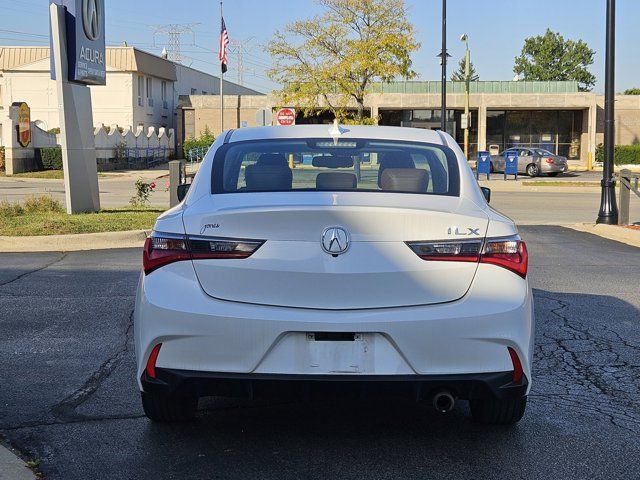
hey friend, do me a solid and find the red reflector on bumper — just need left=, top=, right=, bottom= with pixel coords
left=508, top=347, right=524, bottom=383
left=145, top=344, right=162, bottom=379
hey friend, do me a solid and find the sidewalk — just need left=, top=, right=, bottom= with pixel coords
left=0, top=443, right=35, bottom=480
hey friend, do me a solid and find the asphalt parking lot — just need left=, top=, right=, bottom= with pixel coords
left=1, top=226, right=639, bottom=479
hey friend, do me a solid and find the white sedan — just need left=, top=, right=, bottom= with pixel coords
left=134, top=124, right=534, bottom=425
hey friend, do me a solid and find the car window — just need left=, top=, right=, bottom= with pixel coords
left=212, top=138, right=460, bottom=196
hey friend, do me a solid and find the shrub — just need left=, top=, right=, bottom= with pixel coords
left=183, top=126, right=215, bottom=158
left=40, top=147, right=63, bottom=170
left=23, top=195, right=64, bottom=214
left=0, top=200, right=24, bottom=216
left=0, top=146, right=5, bottom=171
left=130, top=178, right=157, bottom=207
left=47, top=127, right=61, bottom=135
left=595, top=144, right=640, bottom=165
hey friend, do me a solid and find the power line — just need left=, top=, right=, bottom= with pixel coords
left=227, top=38, right=255, bottom=86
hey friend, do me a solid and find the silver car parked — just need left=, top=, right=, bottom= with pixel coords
left=490, top=147, right=568, bottom=177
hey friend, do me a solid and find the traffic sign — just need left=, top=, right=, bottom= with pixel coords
left=255, top=108, right=273, bottom=126
left=276, top=108, right=296, bottom=126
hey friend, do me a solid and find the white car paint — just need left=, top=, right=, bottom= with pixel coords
left=135, top=125, right=534, bottom=396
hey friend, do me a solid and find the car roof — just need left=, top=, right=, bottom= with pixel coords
left=226, top=125, right=447, bottom=145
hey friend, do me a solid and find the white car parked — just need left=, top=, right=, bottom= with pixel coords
left=135, top=124, right=534, bottom=425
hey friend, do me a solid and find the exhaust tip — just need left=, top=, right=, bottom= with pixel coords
left=432, top=390, right=456, bottom=413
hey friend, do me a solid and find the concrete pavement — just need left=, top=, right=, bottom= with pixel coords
left=1, top=227, right=639, bottom=479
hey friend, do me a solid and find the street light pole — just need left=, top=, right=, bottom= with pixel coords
left=461, top=34, right=470, bottom=159
left=440, top=0, right=447, bottom=132
left=597, top=0, right=618, bottom=224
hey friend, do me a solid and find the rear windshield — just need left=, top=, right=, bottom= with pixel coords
left=211, top=138, right=460, bottom=196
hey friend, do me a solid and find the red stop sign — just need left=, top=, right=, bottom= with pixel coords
left=276, top=108, right=296, bottom=126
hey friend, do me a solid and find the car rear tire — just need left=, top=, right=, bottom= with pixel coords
left=470, top=396, right=527, bottom=425
left=526, top=164, right=539, bottom=177
left=141, top=391, right=198, bottom=422
left=547, top=172, right=560, bottom=177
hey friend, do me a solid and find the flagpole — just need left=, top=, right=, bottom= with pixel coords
left=219, top=0, right=224, bottom=134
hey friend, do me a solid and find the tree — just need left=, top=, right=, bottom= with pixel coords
left=268, top=0, right=419, bottom=123
left=450, top=57, right=479, bottom=82
left=623, top=88, right=640, bottom=95
left=513, top=29, right=596, bottom=91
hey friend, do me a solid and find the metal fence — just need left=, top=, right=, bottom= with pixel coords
left=187, top=146, right=210, bottom=164
left=615, top=169, right=640, bottom=225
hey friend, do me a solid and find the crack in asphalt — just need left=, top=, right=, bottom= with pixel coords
left=532, top=293, right=640, bottom=435
left=49, top=309, right=135, bottom=423
left=0, top=253, right=68, bottom=288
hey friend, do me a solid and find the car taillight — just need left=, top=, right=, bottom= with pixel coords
left=143, top=232, right=264, bottom=275
left=406, top=235, right=528, bottom=278
left=482, top=236, right=528, bottom=278
left=145, top=343, right=162, bottom=379
left=546, top=157, right=554, bottom=164
left=406, top=239, right=482, bottom=262
left=508, top=347, right=524, bottom=383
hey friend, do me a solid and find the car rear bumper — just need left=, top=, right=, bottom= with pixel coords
left=135, top=261, right=534, bottom=394
left=540, top=163, right=567, bottom=173
left=141, top=369, right=528, bottom=401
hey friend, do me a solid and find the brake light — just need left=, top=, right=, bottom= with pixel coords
left=482, top=237, right=528, bottom=278
left=406, top=235, right=528, bottom=278
left=546, top=157, right=554, bottom=164
left=143, top=232, right=264, bottom=275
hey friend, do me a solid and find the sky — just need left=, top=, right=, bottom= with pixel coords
left=1, top=0, right=639, bottom=94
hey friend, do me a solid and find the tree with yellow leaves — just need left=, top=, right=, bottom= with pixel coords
left=268, top=0, right=419, bottom=124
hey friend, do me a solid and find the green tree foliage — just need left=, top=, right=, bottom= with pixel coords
left=451, top=57, right=479, bottom=82
left=182, top=127, right=215, bottom=158
left=268, top=0, right=419, bottom=123
left=623, top=88, right=640, bottom=95
left=513, top=29, right=596, bottom=91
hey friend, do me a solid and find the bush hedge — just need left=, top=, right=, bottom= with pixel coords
left=183, top=127, right=215, bottom=158
left=0, top=146, right=5, bottom=171
left=595, top=143, right=640, bottom=165
left=40, top=147, right=63, bottom=170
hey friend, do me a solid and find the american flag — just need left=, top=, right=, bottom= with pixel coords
left=219, top=17, right=229, bottom=74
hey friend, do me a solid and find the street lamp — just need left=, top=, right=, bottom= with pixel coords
left=597, top=0, right=618, bottom=224
left=439, top=0, right=447, bottom=132
left=460, top=33, right=471, bottom=159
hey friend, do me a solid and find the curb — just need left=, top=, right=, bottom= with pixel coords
left=0, top=230, right=149, bottom=253
left=567, top=223, right=640, bottom=248
left=0, top=444, right=36, bottom=480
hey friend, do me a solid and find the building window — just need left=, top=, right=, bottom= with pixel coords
left=161, top=81, right=168, bottom=109
left=137, top=76, right=144, bottom=107
left=146, top=77, right=154, bottom=107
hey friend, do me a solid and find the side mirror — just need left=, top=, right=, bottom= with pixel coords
left=177, top=183, right=190, bottom=202
left=480, top=186, right=491, bottom=203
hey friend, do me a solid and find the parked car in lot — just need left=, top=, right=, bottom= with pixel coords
left=135, top=125, right=534, bottom=425
left=491, top=147, right=568, bottom=177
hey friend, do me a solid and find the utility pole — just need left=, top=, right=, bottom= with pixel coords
left=152, top=23, right=199, bottom=63
left=597, top=0, right=618, bottom=224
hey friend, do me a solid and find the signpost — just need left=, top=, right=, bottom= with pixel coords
left=476, top=150, right=490, bottom=180
left=504, top=150, right=519, bottom=181
left=50, top=0, right=104, bottom=213
left=275, top=108, right=296, bottom=126
left=255, top=108, right=273, bottom=127
left=15, top=102, right=32, bottom=148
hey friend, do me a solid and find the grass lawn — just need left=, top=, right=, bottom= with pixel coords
left=0, top=170, right=105, bottom=179
left=0, top=208, right=162, bottom=236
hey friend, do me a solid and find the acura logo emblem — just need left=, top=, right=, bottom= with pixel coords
left=82, top=0, right=101, bottom=41
left=321, top=226, right=350, bottom=255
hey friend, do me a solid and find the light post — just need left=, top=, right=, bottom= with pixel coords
left=440, top=0, right=447, bottom=132
left=597, top=0, right=618, bottom=224
left=461, top=33, right=470, bottom=159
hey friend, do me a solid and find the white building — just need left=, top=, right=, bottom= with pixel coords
left=0, top=46, right=263, bottom=139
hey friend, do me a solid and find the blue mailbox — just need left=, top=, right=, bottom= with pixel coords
left=476, top=151, right=491, bottom=180
left=504, top=150, right=519, bottom=180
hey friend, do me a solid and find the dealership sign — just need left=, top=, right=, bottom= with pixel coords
left=14, top=102, right=31, bottom=147
left=50, top=0, right=106, bottom=85
left=275, top=108, right=296, bottom=126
